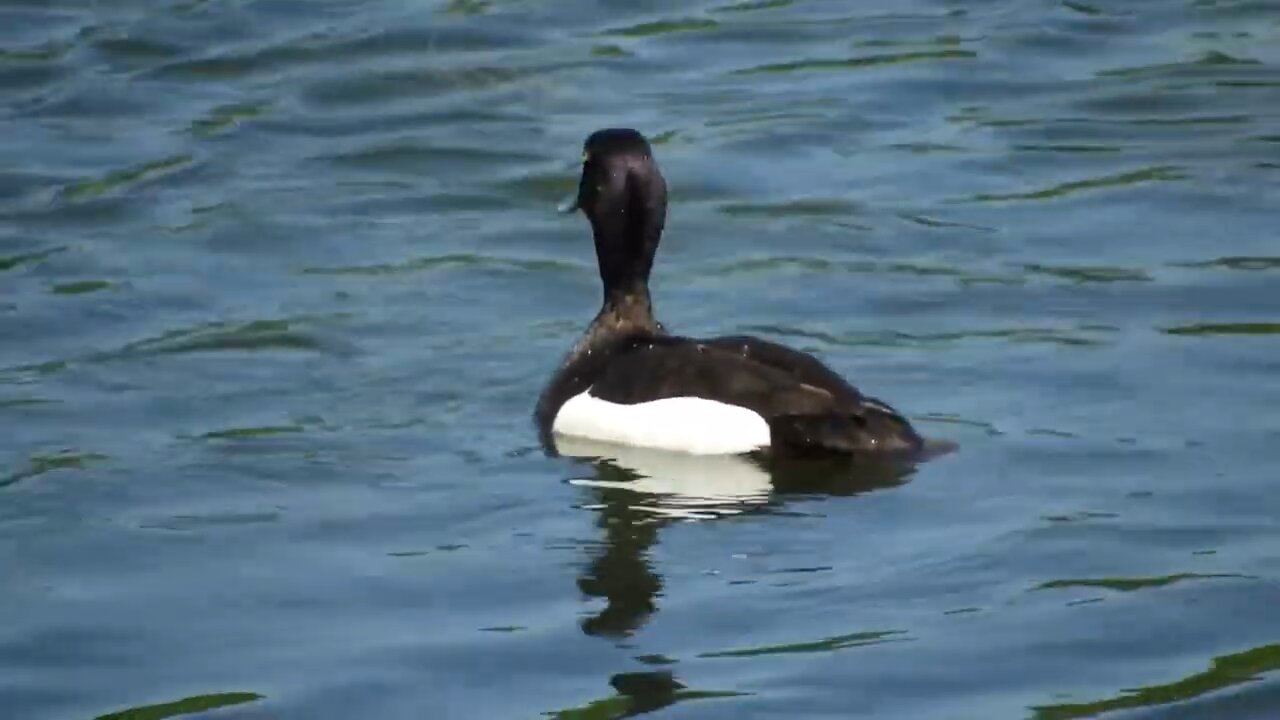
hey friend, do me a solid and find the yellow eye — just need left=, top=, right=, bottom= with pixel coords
left=581, top=151, right=589, bottom=163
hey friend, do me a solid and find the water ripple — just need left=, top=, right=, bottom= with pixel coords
left=189, top=101, right=271, bottom=138
left=111, top=318, right=343, bottom=358
left=718, top=198, right=861, bottom=217
left=150, top=26, right=540, bottom=82
left=1023, top=263, right=1153, bottom=283
left=1033, top=572, right=1253, bottom=593
left=1031, top=644, right=1280, bottom=720
left=1097, top=50, right=1263, bottom=79
left=301, top=253, right=581, bottom=277
left=733, top=49, right=975, bottom=75
left=301, top=62, right=578, bottom=110
left=712, top=0, right=794, bottom=14
left=318, top=141, right=544, bottom=176
left=96, top=692, right=263, bottom=720
left=740, top=323, right=1116, bottom=348
left=1164, top=322, right=1280, bottom=337
left=709, top=255, right=1019, bottom=285
left=603, top=18, right=721, bottom=37
left=965, top=166, right=1186, bottom=203
left=700, top=629, right=909, bottom=658
left=1173, top=256, right=1280, bottom=272
left=60, top=154, right=195, bottom=202
left=1, top=450, right=107, bottom=490
left=0, top=315, right=359, bottom=384
left=0, top=246, right=66, bottom=272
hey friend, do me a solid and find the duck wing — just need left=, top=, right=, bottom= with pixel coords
left=586, top=336, right=921, bottom=455
left=700, top=334, right=865, bottom=402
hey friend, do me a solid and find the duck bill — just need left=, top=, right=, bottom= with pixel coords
left=557, top=193, right=580, bottom=214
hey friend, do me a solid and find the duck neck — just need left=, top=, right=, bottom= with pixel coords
left=568, top=285, right=661, bottom=362
left=588, top=171, right=665, bottom=310
left=601, top=284, right=657, bottom=331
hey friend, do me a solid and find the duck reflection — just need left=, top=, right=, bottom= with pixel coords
left=545, top=669, right=750, bottom=718
left=555, top=436, right=927, bottom=638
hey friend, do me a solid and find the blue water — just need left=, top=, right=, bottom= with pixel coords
left=3, top=1, right=1280, bottom=718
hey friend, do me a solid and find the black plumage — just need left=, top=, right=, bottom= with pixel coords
left=536, top=128, right=923, bottom=457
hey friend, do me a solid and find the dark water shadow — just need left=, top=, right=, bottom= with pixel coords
left=550, top=436, right=935, bottom=640
left=545, top=669, right=748, bottom=718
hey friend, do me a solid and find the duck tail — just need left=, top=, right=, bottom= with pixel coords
left=769, top=400, right=924, bottom=456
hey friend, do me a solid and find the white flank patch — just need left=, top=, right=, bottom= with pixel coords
left=552, top=389, right=771, bottom=455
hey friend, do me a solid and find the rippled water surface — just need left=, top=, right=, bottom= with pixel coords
left=4, top=0, right=1280, bottom=717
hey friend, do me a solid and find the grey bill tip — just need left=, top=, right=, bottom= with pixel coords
left=556, top=193, right=579, bottom=214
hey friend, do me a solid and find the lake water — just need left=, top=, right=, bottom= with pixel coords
left=3, top=1, right=1280, bottom=718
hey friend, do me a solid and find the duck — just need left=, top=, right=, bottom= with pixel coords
left=536, top=128, right=924, bottom=457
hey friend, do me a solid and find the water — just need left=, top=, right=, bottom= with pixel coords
left=3, top=0, right=1279, bottom=717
